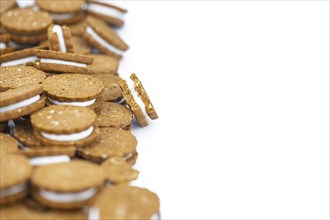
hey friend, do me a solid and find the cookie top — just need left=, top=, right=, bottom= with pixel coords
left=0, top=47, right=37, bottom=63
left=31, top=160, right=104, bottom=192
left=34, top=49, right=94, bottom=64
left=1, top=8, right=52, bottom=34
left=79, top=127, right=137, bottom=162
left=0, top=0, right=16, bottom=15
left=43, top=74, right=103, bottom=102
left=0, top=84, right=43, bottom=107
left=31, top=105, right=96, bottom=134
left=92, top=74, right=122, bottom=101
left=87, top=54, right=119, bottom=74
left=101, top=156, right=139, bottom=184
left=0, top=133, right=18, bottom=154
left=36, top=0, right=84, bottom=13
left=96, top=102, right=132, bottom=128
left=93, top=186, right=160, bottom=219
left=86, top=16, right=129, bottom=51
left=0, top=154, right=32, bottom=189
left=0, top=66, right=46, bottom=91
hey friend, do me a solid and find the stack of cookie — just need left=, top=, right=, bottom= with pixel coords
left=0, top=1, right=160, bottom=219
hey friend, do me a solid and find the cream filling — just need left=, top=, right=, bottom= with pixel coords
left=130, top=82, right=149, bottom=120
left=88, top=207, right=159, bottom=220
left=48, top=97, right=96, bottom=107
left=52, top=25, right=66, bottom=52
left=0, top=95, right=40, bottom=113
left=39, top=188, right=97, bottom=203
left=29, top=155, right=71, bottom=166
left=86, top=26, right=124, bottom=56
left=87, top=3, right=125, bottom=20
left=1, top=56, right=38, bottom=66
left=0, top=182, right=27, bottom=198
left=41, top=126, right=94, bottom=142
left=50, top=12, right=75, bottom=20
left=40, top=58, right=87, bottom=68
left=0, top=42, right=6, bottom=49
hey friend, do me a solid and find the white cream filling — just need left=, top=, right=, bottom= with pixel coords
left=0, top=95, right=40, bottom=113
left=130, top=82, right=149, bottom=121
left=0, top=42, right=6, bottom=49
left=50, top=12, right=75, bottom=20
left=39, top=187, right=96, bottom=203
left=86, top=26, right=124, bottom=56
left=41, top=126, right=94, bottom=142
left=1, top=56, right=38, bottom=66
left=48, top=97, right=96, bottom=107
left=0, top=182, right=27, bottom=198
left=88, top=207, right=159, bottom=220
left=29, top=155, right=71, bottom=166
left=40, top=58, right=87, bottom=68
left=52, top=25, right=66, bottom=52
left=87, top=3, right=125, bottom=20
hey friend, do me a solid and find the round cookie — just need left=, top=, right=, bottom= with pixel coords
left=90, top=186, right=160, bottom=219
left=96, top=102, right=132, bottom=129
left=42, top=74, right=104, bottom=110
left=72, top=36, right=92, bottom=54
left=31, top=160, right=105, bottom=209
left=30, top=105, right=98, bottom=147
left=0, top=66, right=46, bottom=91
left=87, top=54, right=119, bottom=74
left=92, top=74, right=123, bottom=102
left=0, top=133, right=18, bottom=154
left=0, top=84, right=46, bottom=122
left=101, top=156, right=139, bottom=184
left=1, top=8, right=52, bottom=34
left=0, top=154, right=32, bottom=205
left=78, top=127, right=137, bottom=162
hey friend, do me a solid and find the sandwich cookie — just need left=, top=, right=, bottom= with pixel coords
left=96, top=102, right=133, bottom=130
left=82, top=16, right=129, bottom=59
left=131, top=73, right=159, bottom=119
left=86, top=0, right=127, bottom=27
left=47, top=24, right=74, bottom=52
left=0, top=154, right=32, bottom=205
left=101, top=156, right=139, bottom=184
left=0, top=34, right=15, bottom=55
left=31, top=160, right=105, bottom=209
left=36, top=0, right=85, bottom=25
left=0, top=66, right=46, bottom=91
left=0, top=0, right=17, bottom=16
left=68, top=19, right=88, bottom=36
left=0, top=84, right=46, bottom=122
left=42, top=74, right=104, bottom=111
left=0, top=46, right=42, bottom=66
left=87, top=54, right=119, bottom=74
left=30, top=105, right=98, bottom=147
left=0, top=132, right=18, bottom=154
left=120, top=80, right=148, bottom=127
left=93, top=74, right=123, bottom=102
left=78, top=127, right=137, bottom=162
left=89, top=186, right=160, bottom=220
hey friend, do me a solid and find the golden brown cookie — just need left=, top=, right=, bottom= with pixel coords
left=0, top=47, right=40, bottom=66
left=93, top=74, right=123, bottom=102
left=87, top=54, right=119, bottom=74
left=31, top=160, right=105, bottom=209
left=0, top=0, right=17, bottom=16
left=72, top=36, right=92, bottom=54
left=68, top=19, right=88, bottom=36
left=0, top=132, right=18, bottom=154
left=96, top=102, right=133, bottom=129
left=47, top=24, right=74, bottom=53
left=0, top=34, right=15, bottom=55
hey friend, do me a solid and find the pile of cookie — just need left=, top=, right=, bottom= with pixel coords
left=0, top=0, right=160, bottom=219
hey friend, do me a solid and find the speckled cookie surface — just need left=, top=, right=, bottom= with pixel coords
left=11, top=32, right=47, bottom=44
left=78, top=127, right=137, bottom=162
left=93, top=186, right=160, bottom=219
left=0, top=84, right=43, bottom=106
left=72, top=36, right=92, bottom=54
left=1, top=8, right=52, bottom=34
left=101, top=156, right=139, bottom=184
left=96, top=102, right=132, bottom=128
left=31, top=105, right=96, bottom=134
left=0, top=133, right=18, bottom=154
left=34, top=49, right=93, bottom=64
left=0, top=0, right=16, bottom=15
left=36, top=0, right=84, bottom=13
left=32, top=160, right=104, bottom=192
left=0, top=66, right=46, bottom=91
left=93, top=74, right=123, bottom=102
left=0, top=47, right=36, bottom=63
left=68, top=20, right=87, bottom=36
left=43, top=74, right=104, bottom=102
left=87, top=54, right=119, bottom=74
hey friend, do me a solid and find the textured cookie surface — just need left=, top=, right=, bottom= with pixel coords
left=0, top=84, right=43, bottom=106
left=34, top=49, right=93, bottom=64
left=0, top=66, right=46, bottom=91
left=87, top=54, right=119, bottom=74
left=72, top=36, right=92, bottom=54
left=32, top=160, right=104, bottom=192
left=1, top=8, right=52, bottom=34
left=31, top=105, right=96, bottom=134
left=0, top=133, right=18, bottom=154
left=0, top=0, right=16, bottom=15
left=0, top=47, right=37, bottom=63
left=93, top=74, right=122, bottom=101
left=96, top=102, right=132, bottom=128
left=36, top=0, right=84, bottom=13
left=79, top=127, right=137, bottom=162
left=43, top=74, right=104, bottom=102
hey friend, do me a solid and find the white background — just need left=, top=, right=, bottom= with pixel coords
left=17, top=0, right=330, bottom=219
